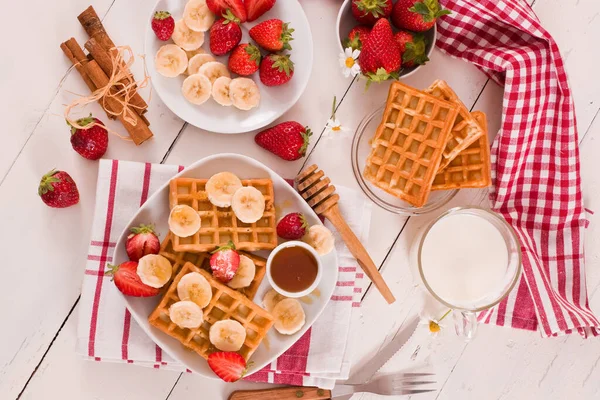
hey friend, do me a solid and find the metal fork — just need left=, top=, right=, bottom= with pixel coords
left=334, top=373, right=436, bottom=397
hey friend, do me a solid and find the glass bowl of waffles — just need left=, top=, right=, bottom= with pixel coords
left=352, top=80, right=492, bottom=215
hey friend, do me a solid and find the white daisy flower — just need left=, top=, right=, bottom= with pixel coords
left=419, top=309, right=451, bottom=337
left=339, top=47, right=361, bottom=78
left=323, top=96, right=350, bottom=138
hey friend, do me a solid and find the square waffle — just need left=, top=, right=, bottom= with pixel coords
left=424, top=80, right=485, bottom=162
left=148, top=262, right=274, bottom=361
left=159, top=232, right=267, bottom=301
left=432, top=111, right=492, bottom=190
left=169, top=178, right=277, bottom=253
left=364, top=80, right=459, bottom=207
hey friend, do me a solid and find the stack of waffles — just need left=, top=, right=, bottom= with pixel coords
left=364, top=80, right=492, bottom=207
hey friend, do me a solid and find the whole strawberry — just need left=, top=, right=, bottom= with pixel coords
left=228, top=43, right=261, bottom=75
left=245, top=0, right=277, bottom=22
left=68, top=114, right=108, bottom=160
left=210, top=241, right=240, bottom=283
left=209, top=10, right=242, bottom=56
left=106, top=261, right=160, bottom=297
left=358, top=18, right=401, bottom=85
left=277, top=213, right=308, bottom=240
left=151, top=11, right=175, bottom=41
left=206, top=0, right=247, bottom=23
left=38, top=169, right=80, bottom=208
left=391, top=0, right=451, bottom=32
left=351, top=0, right=393, bottom=26
left=345, top=25, right=371, bottom=51
left=394, top=31, right=429, bottom=68
left=126, top=224, right=160, bottom=261
left=259, top=54, right=294, bottom=87
left=255, top=121, right=311, bottom=161
left=249, top=19, right=294, bottom=52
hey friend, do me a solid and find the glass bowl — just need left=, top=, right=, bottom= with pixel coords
left=351, top=104, right=458, bottom=216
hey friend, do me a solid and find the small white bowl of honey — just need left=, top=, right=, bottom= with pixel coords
left=266, top=241, right=323, bottom=298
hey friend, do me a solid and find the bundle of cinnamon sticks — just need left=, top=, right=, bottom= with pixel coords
left=61, top=6, right=153, bottom=145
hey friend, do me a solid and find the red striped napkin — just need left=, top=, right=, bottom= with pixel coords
left=77, top=159, right=368, bottom=389
left=437, top=0, right=599, bottom=336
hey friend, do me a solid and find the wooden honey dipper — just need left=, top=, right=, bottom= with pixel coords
left=296, top=165, right=396, bottom=304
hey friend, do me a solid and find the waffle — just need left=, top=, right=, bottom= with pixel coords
left=364, top=81, right=460, bottom=207
left=424, top=80, right=485, bottom=162
left=432, top=111, right=492, bottom=190
left=159, top=232, right=267, bottom=301
left=169, top=178, right=277, bottom=253
left=148, top=262, right=274, bottom=361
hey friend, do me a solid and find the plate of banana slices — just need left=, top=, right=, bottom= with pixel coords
left=145, top=0, right=313, bottom=134
left=113, top=154, right=338, bottom=380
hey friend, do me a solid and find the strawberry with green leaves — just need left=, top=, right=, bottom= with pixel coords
left=277, top=213, right=309, bottom=240
left=249, top=19, right=294, bottom=52
left=68, top=114, right=108, bottom=160
left=259, top=54, right=294, bottom=87
left=351, top=0, right=393, bottom=26
left=38, top=169, right=80, bottom=208
left=345, top=25, right=371, bottom=51
left=394, top=31, right=429, bottom=68
left=358, top=18, right=401, bottom=86
left=255, top=121, right=311, bottom=161
left=228, top=43, right=261, bottom=75
left=151, top=11, right=175, bottom=41
left=210, top=241, right=240, bottom=283
left=391, top=0, right=451, bottom=32
left=209, top=10, right=242, bottom=56
left=126, top=224, right=160, bottom=261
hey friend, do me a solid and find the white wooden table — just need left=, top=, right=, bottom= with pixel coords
left=2, top=0, right=599, bottom=399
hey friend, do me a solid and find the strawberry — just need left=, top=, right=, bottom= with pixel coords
left=106, top=261, right=160, bottom=297
left=277, top=213, right=308, bottom=240
left=228, top=43, right=261, bottom=75
left=259, top=54, right=294, bottom=87
left=391, top=0, right=451, bottom=32
left=394, top=31, right=429, bottom=68
left=255, top=121, right=311, bottom=161
left=38, top=169, right=80, bottom=208
left=351, top=0, right=393, bottom=26
left=68, top=114, right=108, bottom=160
left=249, top=19, right=294, bottom=52
left=210, top=241, right=240, bottom=283
left=209, top=10, right=242, bottom=56
left=245, top=0, right=276, bottom=22
left=345, top=25, right=371, bottom=51
left=358, top=18, right=401, bottom=85
left=208, top=352, right=250, bottom=382
left=206, top=0, right=247, bottom=22
left=151, top=11, right=175, bottom=41
left=126, top=224, right=160, bottom=261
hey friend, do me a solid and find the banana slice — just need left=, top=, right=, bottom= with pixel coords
left=198, top=61, right=230, bottom=84
left=177, top=272, right=213, bottom=308
left=169, top=300, right=204, bottom=329
left=182, top=74, right=212, bottom=105
left=231, top=186, right=265, bottom=223
left=263, top=289, right=288, bottom=313
left=209, top=320, right=246, bottom=351
left=185, top=47, right=206, bottom=60
left=183, top=0, right=215, bottom=32
left=303, top=225, right=335, bottom=256
left=169, top=204, right=201, bottom=237
left=155, top=44, right=188, bottom=78
left=229, top=78, right=261, bottom=111
left=137, top=254, right=173, bottom=288
left=272, top=298, right=306, bottom=335
left=212, top=76, right=233, bottom=106
left=205, top=172, right=243, bottom=207
left=228, top=255, right=256, bottom=289
left=187, top=53, right=216, bottom=75
left=172, top=19, right=205, bottom=51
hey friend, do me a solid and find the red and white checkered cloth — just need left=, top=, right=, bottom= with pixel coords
left=77, top=160, right=368, bottom=389
left=437, top=0, right=599, bottom=337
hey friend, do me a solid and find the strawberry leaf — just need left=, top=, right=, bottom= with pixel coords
left=211, top=240, right=236, bottom=254
left=300, top=127, right=312, bottom=156
left=434, top=9, right=452, bottom=18
left=409, top=2, right=431, bottom=17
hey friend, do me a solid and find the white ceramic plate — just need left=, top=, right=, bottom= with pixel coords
left=145, top=0, right=313, bottom=134
left=112, top=154, right=338, bottom=379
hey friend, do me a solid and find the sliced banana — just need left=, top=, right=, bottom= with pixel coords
left=198, top=61, right=230, bottom=84
left=303, top=225, right=335, bottom=256
left=177, top=272, right=212, bottom=308
left=187, top=53, right=216, bottom=75
left=185, top=47, right=206, bottom=60
left=169, top=300, right=204, bottom=329
left=155, top=44, right=188, bottom=78
left=209, top=320, right=246, bottom=351
left=263, top=288, right=288, bottom=313
left=169, top=204, right=201, bottom=237
left=182, top=74, right=212, bottom=105
left=228, top=255, right=256, bottom=289
left=172, top=19, right=205, bottom=51
left=231, top=186, right=265, bottom=223
left=272, top=298, right=306, bottom=335
left=229, top=78, right=261, bottom=111
left=212, top=76, right=233, bottom=106
left=137, top=254, right=173, bottom=288
left=183, top=0, right=215, bottom=32
left=205, top=172, right=243, bottom=207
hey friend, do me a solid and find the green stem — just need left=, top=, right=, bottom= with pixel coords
left=438, top=309, right=452, bottom=322
left=331, top=96, right=337, bottom=119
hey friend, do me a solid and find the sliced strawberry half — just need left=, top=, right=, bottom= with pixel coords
left=245, top=0, right=276, bottom=22
left=106, top=261, right=160, bottom=297
left=209, top=241, right=240, bottom=282
left=208, top=352, right=251, bottom=382
left=206, top=0, right=247, bottom=22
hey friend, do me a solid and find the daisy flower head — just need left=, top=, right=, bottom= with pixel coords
left=323, top=96, right=350, bottom=138
left=419, top=309, right=451, bottom=338
left=339, top=47, right=361, bottom=78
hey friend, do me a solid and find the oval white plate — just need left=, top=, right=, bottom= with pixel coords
left=145, top=0, right=313, bottom=134
left=113, top=154, right=338, bottom=379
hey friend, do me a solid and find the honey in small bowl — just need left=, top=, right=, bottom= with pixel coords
left=270, top=246, right=319, bottom=293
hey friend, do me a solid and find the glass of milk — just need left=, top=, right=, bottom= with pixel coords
left=417, top=207, right=522, bottom=340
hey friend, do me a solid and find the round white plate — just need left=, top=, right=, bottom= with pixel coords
left=113, top=154, right=338, bottom=379
left=145, top=0, right=313, bottom=134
